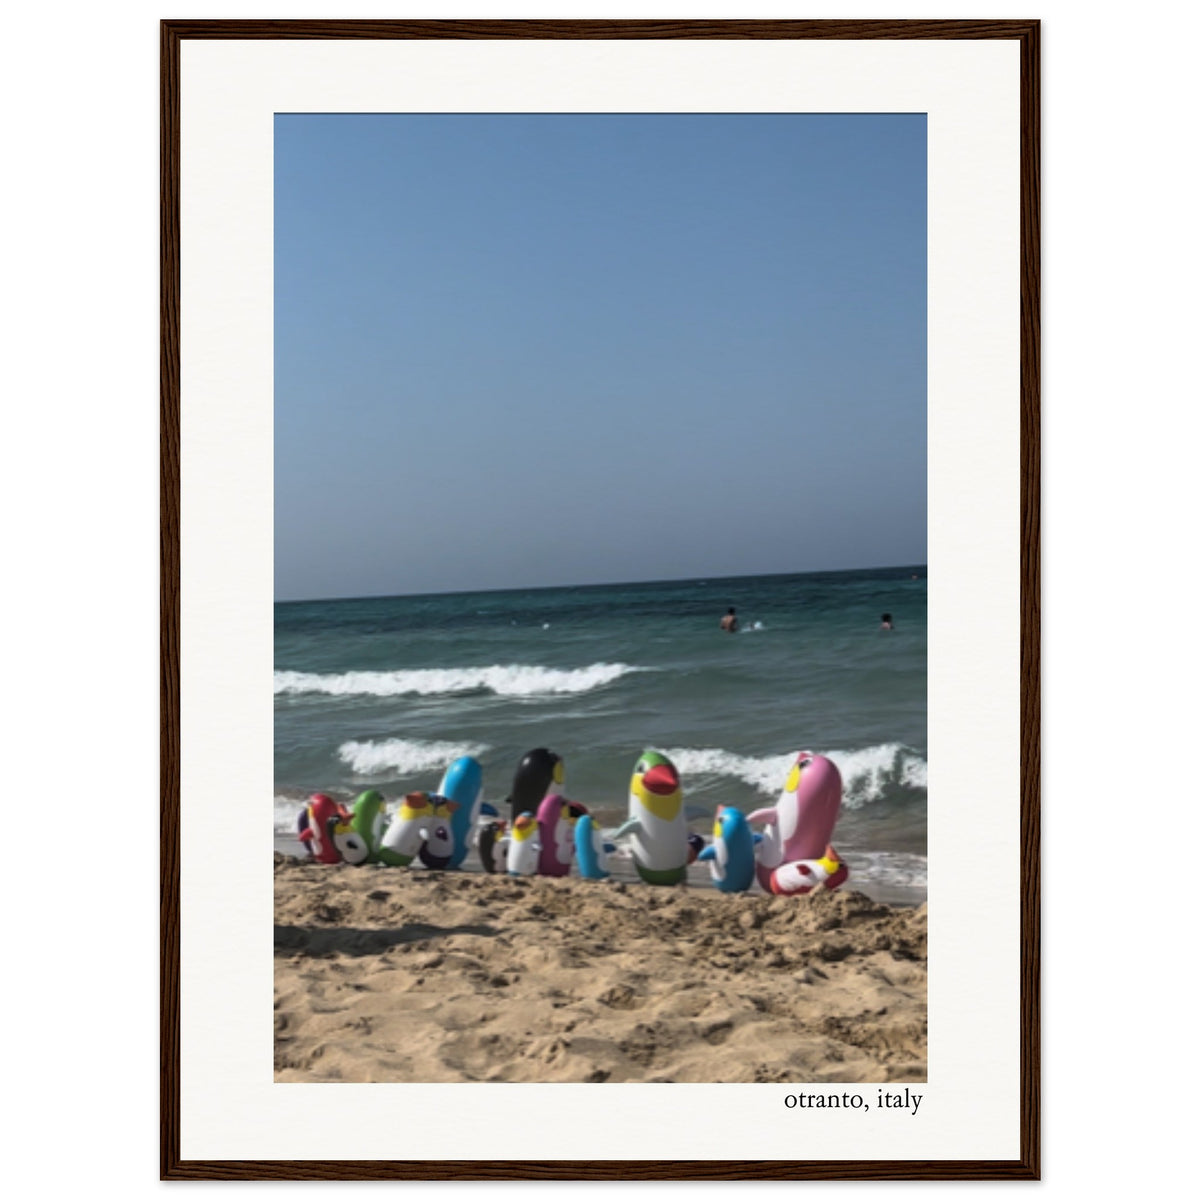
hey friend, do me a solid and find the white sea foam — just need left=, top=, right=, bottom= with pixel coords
left=842, top=850, right=928, bottom=891
left=274, top=662, right=642, bottom=699
left=664, top=748, right=798, bottom=797
left=275, top=794, right=306, bottom=834
left=337, top=737, right=491, bottom=777
left=663, top=743, right=927, bottom=808
left=824, top=744, right=927, bottom=808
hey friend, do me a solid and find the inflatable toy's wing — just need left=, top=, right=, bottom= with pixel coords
left=745, top=808, right=777, bottom=824
left=478, top=821, right=504, bottom=873
left=324, top=815, right=342, bottom=849
left=610, top=817, right=642, bottom=839
left=297, top=809, right=313, bottom=853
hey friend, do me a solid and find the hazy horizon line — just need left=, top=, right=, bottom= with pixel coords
left=275, top=561, right=928, bottom=607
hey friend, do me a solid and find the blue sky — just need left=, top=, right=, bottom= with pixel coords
left=275, top=113, right=926, bottom=601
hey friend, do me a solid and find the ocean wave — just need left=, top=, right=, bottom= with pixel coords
left=275, top=793, right=305, bottom=834
left=274, top=662, right=643, bottom=699
left=843, top=850, right=928, bottom=891
left=664, top=748, right=798, bottom=797
left=663, top=742, right=927, bottom=808
left=337, top=737, right=491, bottom=777
left=826, top=744, right=927, bottom=807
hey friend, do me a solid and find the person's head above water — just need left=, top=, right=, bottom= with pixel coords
left=727, top=607, right=736, bottom=615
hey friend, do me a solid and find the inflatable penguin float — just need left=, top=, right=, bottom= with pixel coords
left=504, top=748, right=563, bottom=824
left=434, top=755, right=490, bottom=870
left=610, top=751, right=688, bottom=885
left=502, top=812, right=542, bottom=877
left=536, top=795, right=587, bottom=877
left=696, top=804, right=757, bottom=893
left=417, top=796, right=459, bottom=870
left=574, top=813, right=615, bottom=880
left=331, top=789, right=388, bottom=866
left=378, top=792, right=437, bottom=867
left=297, top=793, right=351, bottom=864
left=747, top=751, right=849, bottom=895
left=480, top=748, right=563, bottom=873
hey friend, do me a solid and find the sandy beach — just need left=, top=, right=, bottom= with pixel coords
left=275, top=853, right=927, bottom=1083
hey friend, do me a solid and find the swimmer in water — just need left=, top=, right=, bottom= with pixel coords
left=880, top=612, right=893, bottom=631
left=720, top=606, right=739, bottom=633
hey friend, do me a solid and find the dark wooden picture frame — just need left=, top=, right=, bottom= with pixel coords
left=161, top=18, right=1039, bottom=1181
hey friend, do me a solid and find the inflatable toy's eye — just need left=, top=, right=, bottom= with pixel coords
left=339, top=835, right=369, bottom=865
left=636, top=759, right=648, bottom=773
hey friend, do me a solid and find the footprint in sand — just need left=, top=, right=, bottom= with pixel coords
left=596, top=983, right=642, bottom=1011
left=701, top=1020, right=734, bottom=1046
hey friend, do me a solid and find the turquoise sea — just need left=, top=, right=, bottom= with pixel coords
left=275, top=568, right=927, bottom=903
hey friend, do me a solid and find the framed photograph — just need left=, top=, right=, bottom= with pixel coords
left=162, top=19, right=1039, bottom=1181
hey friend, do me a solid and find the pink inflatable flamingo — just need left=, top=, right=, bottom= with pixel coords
left=746, top=752, right=849, bottom=895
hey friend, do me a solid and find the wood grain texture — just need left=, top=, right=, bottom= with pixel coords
left=160, top=15, right=182, bottom=1185
left=161, top=19, right=1032, bottom=40
left=160, top=17, right=1040, bottom=1182
left=163, top=1158, right=1040, bottom=1182
left=1018, top=19, right=1042, bottom=1184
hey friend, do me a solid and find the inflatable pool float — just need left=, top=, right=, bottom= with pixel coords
left=610, top=751, right=688, bottom=885
left=503, top=748, right=563, bottom=824
left=574, top=813, right=614, bottom=880
left=478, top=820, right=506, bottom=874
left=747, top=752, right=849, bottom=895
left=378, top=792, right=436, bottom=867
left=536, top=794, right=586, bottom=876
left=331, top=789, right=388, bottom=866
left=479, top=748, right=562, bottom=873
left=765, top=847, right=848, bottom=894
left=297, top=793, right=350, bottom=864
left=503, top=812, right=541, bottom=877
left=417, top=796, right=459, bottom=870
left=434, top=755, right=490, bottom=870
left=696, top=805, right=757, bottom=893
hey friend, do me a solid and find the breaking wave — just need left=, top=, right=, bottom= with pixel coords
left=274, top=662, right=643, bottom=699
left=663, top=742, right=927, bottom=808
left=336, top=737, right=491, bottom=777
